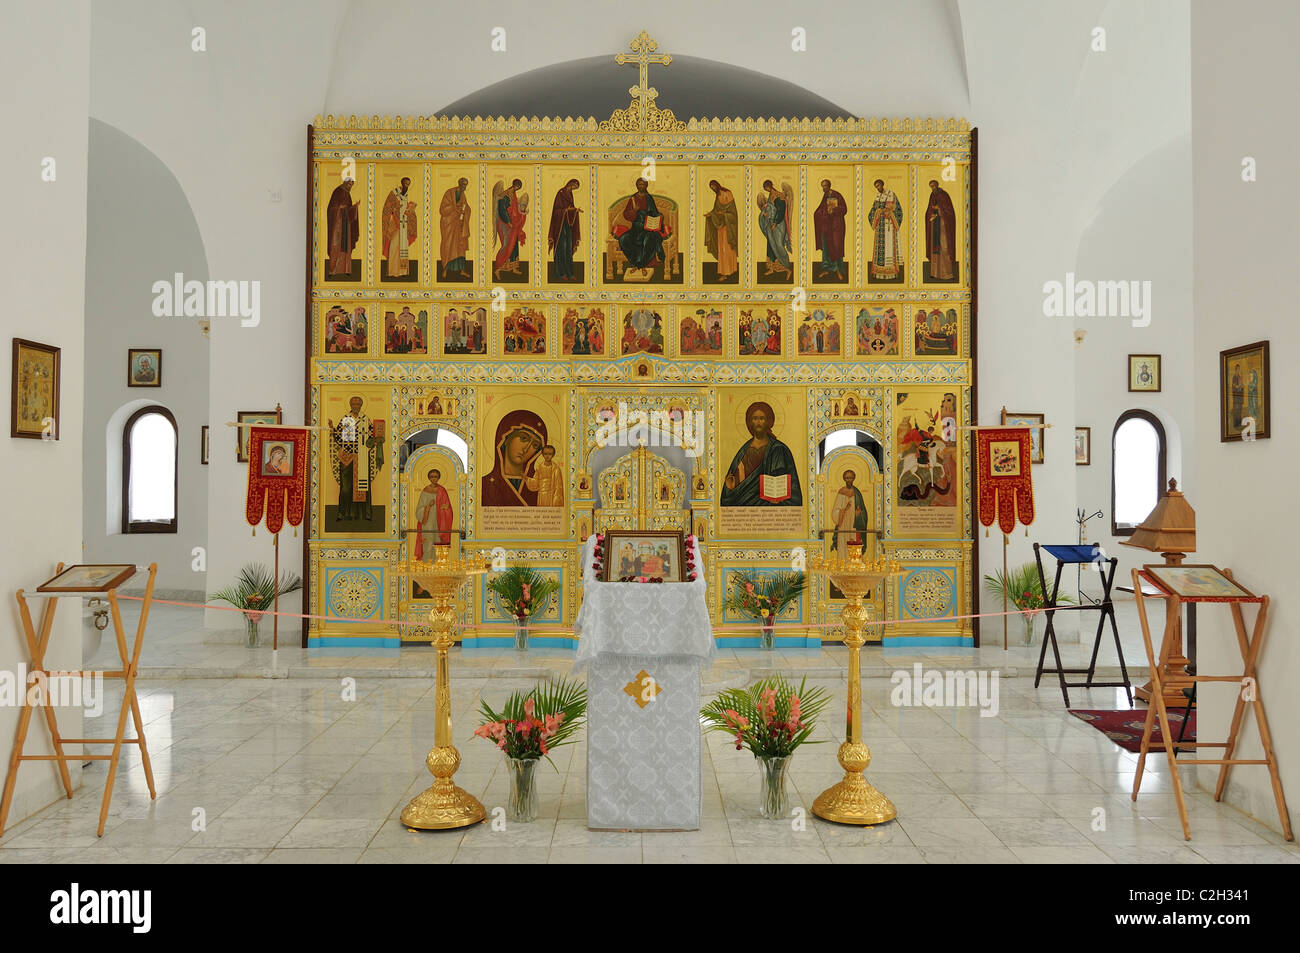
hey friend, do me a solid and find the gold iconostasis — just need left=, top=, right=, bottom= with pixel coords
left=305, top=59, right=975, bottom=648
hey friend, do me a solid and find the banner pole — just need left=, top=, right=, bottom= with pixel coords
left=1002, top=532, right=1009, bottom=650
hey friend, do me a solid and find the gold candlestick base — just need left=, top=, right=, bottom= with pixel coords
left=812, top=741, right=897, bottom=825
left=809, top=549, right=903, bottom=827
left=401, top=745, right=486, bottom=830
left=400, top=547, right=490, bottom=832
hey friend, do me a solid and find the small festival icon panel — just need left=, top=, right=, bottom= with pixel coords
left=698, top=165, right=744, bottom=285
left=753, top=168, right=797, bottom=285
left=323, top=303, right=371, bottom=356
left=795, top=307, right=842, bottom=358
left=487, top=167, right=532, bottom=283
left=915, top=162, right=964, bottom=285
left=562, top=306, right=607, bottom=356
left=433, top=165, right=477, bottom=284
left=375, top=165, right=421, bottom=284
left=599, top=165, right=687, bottom=284
left=319, top=161, right=367, bottom=284
left=618, top=305, right=670, bottom=356
left=738, top=307, right=783, bottom=357
left=912, top=304, right=960, bottom=357
left=382, top=306, right=429, bottom=356
left=861, top=166, right=908, bottom=285
left=542, top=167, right=587, bottom=285
left=502, top=305, right=548, bottom=357
left=806, top=166, right=854, bottom=286
left=322, top=386, right=389, bottom=535
left=442, top=305, right=488, bottom=356
left=678, top=307, right=724, bottom=357
left=853, top=305, right=901, bottom=357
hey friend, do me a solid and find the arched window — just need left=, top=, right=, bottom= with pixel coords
left=122, top=406, right=178, bottom=534
left=817, top=428, right=883, bottom=472
left=1112, top=410, right=1166, bottom=536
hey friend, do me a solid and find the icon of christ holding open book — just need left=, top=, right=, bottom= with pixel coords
left=720, top=401, right=803, bottom=507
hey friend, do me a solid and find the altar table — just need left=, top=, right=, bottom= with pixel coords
left=573, top=535, right=714, bottom=830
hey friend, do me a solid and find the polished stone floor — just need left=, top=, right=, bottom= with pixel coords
left=2, top=660, right=1296, bottom=864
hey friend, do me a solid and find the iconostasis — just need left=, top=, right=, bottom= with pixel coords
left=306, top=89, right=975, bottom=648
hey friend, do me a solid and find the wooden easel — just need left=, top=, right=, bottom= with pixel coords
left=1131, top=566, right=1292, bottom=842
left=0, top=562, right=159, bottom=838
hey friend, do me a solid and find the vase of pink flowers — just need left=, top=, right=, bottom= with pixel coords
left=701, top=675, right=831, bottom=819
left=723, top=570, right=807, bottom=651
left=475, top=678, right=587, bottom=822
left=486, top=565, right=561, bottom=653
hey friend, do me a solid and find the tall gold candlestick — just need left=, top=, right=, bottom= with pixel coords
left=809, top=550, right=902, bottom=825
left=400, top=547, right=490, bottom=830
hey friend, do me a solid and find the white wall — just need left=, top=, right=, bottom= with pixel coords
left=1073, top=132, right=1195, bottom=588
left=959, top=0, right=1191, bottom=633
left=82, top=120, right=210, bottom=595
left=83, top=0, right=1195, bottom=643
left=0, top=1, right=91, bottom=826
left=1191, top=0, right=1299, bottom=837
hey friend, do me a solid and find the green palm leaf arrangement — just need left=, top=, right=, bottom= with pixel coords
left=209, top=562, right=302, bottom=617
left=486, top=564, right=562, bottom=621
left=723, top=569, right=807, bottom=621
left=701, top=675, right=831, bottom=759
left=476, top=677, right=587, bottom=765
left=983, top=561, right=1071, bottom=612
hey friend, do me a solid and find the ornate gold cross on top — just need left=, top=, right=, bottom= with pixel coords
left=611, top=31, right=680, bottom=133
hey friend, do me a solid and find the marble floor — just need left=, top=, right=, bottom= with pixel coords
left=2, top=660, right=1295, bottom=864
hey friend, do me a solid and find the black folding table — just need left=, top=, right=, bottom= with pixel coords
left=1032, top=543, right=1133, bottom=707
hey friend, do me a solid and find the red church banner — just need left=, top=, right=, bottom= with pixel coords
left=975, top=428, right=1035, bottom=535
left=245, top=426, right=307, bottom=534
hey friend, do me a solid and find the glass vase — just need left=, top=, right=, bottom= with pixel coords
left=1022, top=611, right=1037, bottom=646
left=244, top=612, right=263, bottom=648
left=506, top=756, right=539, bottom=822
left=514, top=619, right=529, bottom=652
left=759, top=615, right=776, bottom=650
left=757, top=755, right=791, bottom=819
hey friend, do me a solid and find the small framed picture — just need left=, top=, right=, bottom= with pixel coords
left=200, top=425, right=209, bottom=465
left=11, top=338, right=60, bottom=440
left=1074, top=427, right=1091, bottom=466
left=603, top=530, right=687, bottom=582
left=127, top=348, right=162, bottom=388
left=236, top=408, right=282, bottom=463
left=1219, top=340, right=1269, bottom=442
left=1128, top=354, right=1161, bottom=393
left=1002, top=411, right=1045, bottom=464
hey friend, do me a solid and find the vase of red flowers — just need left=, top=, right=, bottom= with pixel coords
left=476, top=678, right=587, bottom=823
left=701, top=675, right=831, bottom=819
left=760, top=613, right=777, bottom=651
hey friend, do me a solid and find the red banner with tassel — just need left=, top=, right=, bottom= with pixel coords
left=975, top=427, right=1035, bottom=535
left=245, top=426, right=307, bottom=534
